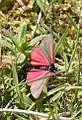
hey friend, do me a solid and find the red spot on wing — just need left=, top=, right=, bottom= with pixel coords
left=30, top=47, right=49, bottom=66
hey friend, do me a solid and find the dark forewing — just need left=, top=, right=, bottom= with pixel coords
left=39, top=34, right=54, bottom=64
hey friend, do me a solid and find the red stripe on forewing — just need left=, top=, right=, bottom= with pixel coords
left=26, top=68, right=49, bottom=98
left=30, top=47, right=49, bottom=66
left=50, top=39, right=54, bottom=64
left=27, top=68, right=48, bottom=84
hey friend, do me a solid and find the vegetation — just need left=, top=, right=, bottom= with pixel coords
left=0, top=0, right=82, bottom=119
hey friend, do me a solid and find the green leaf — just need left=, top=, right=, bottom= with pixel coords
left=28, top=0, right=36, bottom=9
left=16, top=52, right=26, bottom=65
left=36, top=0, right=46, bottom=14
left=50, top=91, right=64, bottom=102
left=30, top=34, right=47, bottom=46
left=58, top=0, right=64, bottom=4
left=55, top=28, right=68, bottom=54
left=67, top=40, right=78, bottom=71
left=0, top=39, right=15, bottom=53
left=67, top=14, right=78, bottom=30
left=48, top=85, right=65, bottom=96
left=18, top=22, right=27, bottom=41
left=12, top=60, right=22, bottom=104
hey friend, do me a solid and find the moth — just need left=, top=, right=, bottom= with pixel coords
left=26, top=34, right=57, bottom=99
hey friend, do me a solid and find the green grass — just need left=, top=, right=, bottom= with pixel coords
left=0, top=0, right=82, bottom=119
